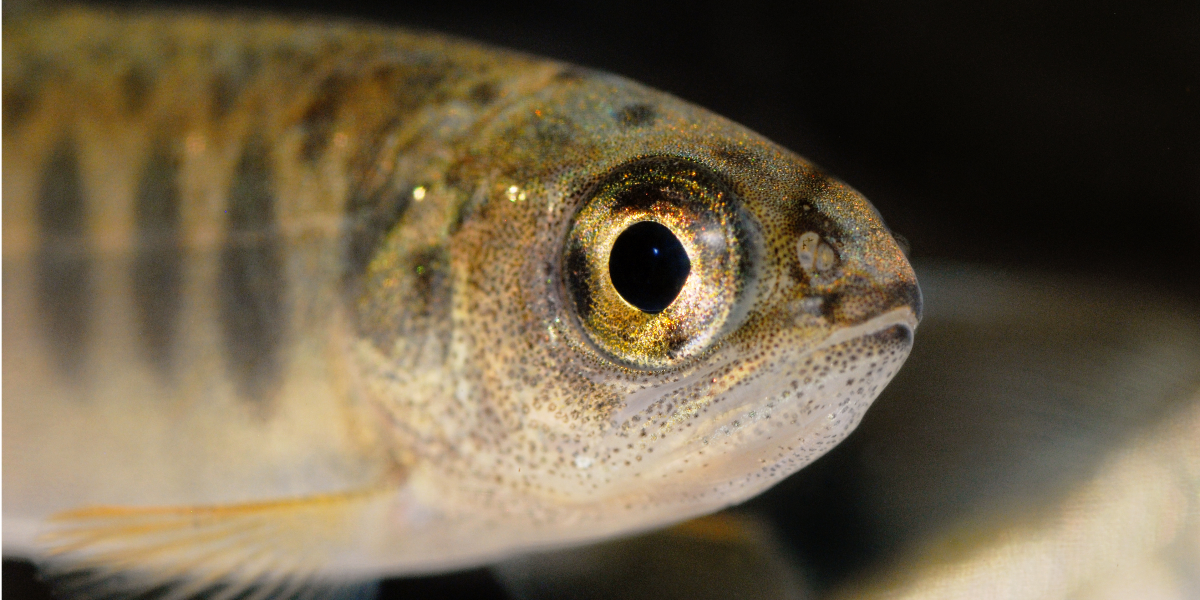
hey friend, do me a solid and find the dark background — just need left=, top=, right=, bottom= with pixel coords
left=6, top=1, right=1199, bottom=598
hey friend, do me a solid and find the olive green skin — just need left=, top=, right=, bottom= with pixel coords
left=4, top=7, right=918, bottom=576
left=350, top=20, right=921, bottom=559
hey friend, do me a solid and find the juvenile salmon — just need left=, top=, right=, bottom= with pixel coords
left=2, top=6, right=920, bottom=596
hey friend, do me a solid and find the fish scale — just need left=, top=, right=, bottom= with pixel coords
left=3, top=6, right=921, bottom=596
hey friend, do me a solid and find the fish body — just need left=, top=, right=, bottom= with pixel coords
left=3, top=6, right=919, bottom=590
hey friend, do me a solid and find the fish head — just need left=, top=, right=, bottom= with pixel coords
left=377, top=66, right=920, bottom=533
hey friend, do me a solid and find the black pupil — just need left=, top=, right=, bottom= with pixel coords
left=608, top=221, right=691, bottom=313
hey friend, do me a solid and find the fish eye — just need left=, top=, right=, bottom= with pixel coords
left=564, top=157, right=747, bottom=369
left=608, top=221, right=691, bottom=313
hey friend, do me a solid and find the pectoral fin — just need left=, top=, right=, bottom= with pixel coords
left=38, top=487, right=398, bottom=600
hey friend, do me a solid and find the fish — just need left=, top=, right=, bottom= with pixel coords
left=2, top=5, right=920, bottom=598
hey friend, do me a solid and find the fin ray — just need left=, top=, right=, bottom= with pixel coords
left=38, top=488, right=393, bottom=600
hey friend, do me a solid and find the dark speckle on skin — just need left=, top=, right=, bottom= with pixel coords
left=820, top=291, right=842, bottom=323
left=469, top=82, right=497, bottom=105
left=3, top=84, right=38, bottom=131
left=785, top=175, right=842, bottom=240
left=616, top=103, right=656, bottom=127
left=535, top=117, right=576, bottom=149
left=3, top=57, right=50, bottom=130
left=712, top=144, right=755, bottom=169
left=789, top=262, right=807, bottom=288
left=383, top=68, right=447, bottom=108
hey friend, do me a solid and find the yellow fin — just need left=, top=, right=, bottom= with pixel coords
left=38, top=488, right=394, bottom=600
left=665, top=512, right=769, bottom=545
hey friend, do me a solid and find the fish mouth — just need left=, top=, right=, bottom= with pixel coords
left=640, top=305, right=919, bottom=498
left=691, top=305, right=917, bottom=442
left=813, top=305, right=919, bottom=353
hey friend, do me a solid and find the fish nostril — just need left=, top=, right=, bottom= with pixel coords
left=796, top=231, right=838, bottom=276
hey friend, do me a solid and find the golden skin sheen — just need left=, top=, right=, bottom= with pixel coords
left=3, top=7, right=919, bottom=592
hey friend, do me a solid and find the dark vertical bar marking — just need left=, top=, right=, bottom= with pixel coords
left=35, top=136, right=90, bottom=377
left=210, top=50, right=259, bottom=122
left=121, top=64, right=153, bottom=115
left=133, top=137, right=183, bottom=375
left=219, top=134, right=285, bottom=404
left=298, top=74, right=344, bottom=164
left=342, top=120, right=412, bottom=285
left=343, top=183, right=412, bottom=283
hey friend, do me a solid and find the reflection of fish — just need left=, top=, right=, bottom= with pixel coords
left=2, top=7, right=918, bottom=596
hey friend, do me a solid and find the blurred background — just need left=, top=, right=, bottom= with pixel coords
left=5, top=1, right=1199, bottom=598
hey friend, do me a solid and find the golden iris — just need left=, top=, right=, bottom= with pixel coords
left=563, top=157, right=748, bottom=369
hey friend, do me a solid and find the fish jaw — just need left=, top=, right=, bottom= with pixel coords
left=575, top=300, right=920, bottom=518
left=639, top=307, right=919, bottom=504
left=370, top=309, right=919, bottom=571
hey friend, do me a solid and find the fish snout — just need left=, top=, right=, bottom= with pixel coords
left=789, top=224, right=921, bottom=331
left=823, top=275, right=922, bottom=330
